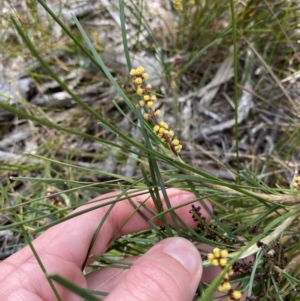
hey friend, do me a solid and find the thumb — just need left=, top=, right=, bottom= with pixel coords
left=106, top=237, right=202, bottom=301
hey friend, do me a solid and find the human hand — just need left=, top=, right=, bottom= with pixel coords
left=0, top=189, right=213, bottom=301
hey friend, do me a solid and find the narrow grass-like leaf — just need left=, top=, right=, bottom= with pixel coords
left=81, top=202, right=116, bottom=270
left=49, top=274, right=102, bottom=301
left=118, top=0, right=132, bottom=70
left=247, top=248, right=263, bottom=297
left=229, top=0, right=241, bottom=178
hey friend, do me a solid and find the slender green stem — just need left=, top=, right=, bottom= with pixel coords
left=229, top=0, right=240, bottom=183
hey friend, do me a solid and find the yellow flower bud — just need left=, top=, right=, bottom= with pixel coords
left=218, top=285, right=225, bottom=292
left=228, top=269, right=234, bottom=276
left=130, top=69, right=136, bottom=76
left=136, top=87, right=144, bottom=95
left=150, top=95, right=157, bottom=102
left=153, top=125, right=160, bottom=133
left=139, top=100, right=145, bottom=107
left=147, top=101, right=154, bottom=108
left=211, top=259, right=219, bottom=266
left=232, top=290, right=242, bottom=300
left=219, top=258, right=227, bottom=267
left=168, top=130, right=174, bottom=137
left=207, top=253, right=215, bottom=261
left=213, top=248, right=220, bottom=258
left=144, top=95, right=150, bottom=101
left=145, top=83, right=152, bottom=90
left=172, top=139, right=180, bottom=146
left=159, top=121, right=168, bottom=129
left=142, top=73, right=149, bottom=79
left=220, top=249, right=228, bottom=258
left=154, top=110, right=161, bottom=116
left=222, top=282, right=231, bottom=291
left=159, top=128, right=165, bottom=134
left=135, top=66, right=144, bottom=75
left=134, top=78, right=143, bottom=85
left=143, top=113, right=150, bottom=120
left=174, top=145, right=182, bottom=152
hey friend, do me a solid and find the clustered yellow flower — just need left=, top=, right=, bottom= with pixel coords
left=292, top=176, right=300, bottom=190
left=130, top=66, right=182, bottom=155
left=207, top=247, right=229, bottom=267
left=173, top=0, right=183, bottom=12
left=207, top=248, right=242, bottom=301
left=173, top=0, right=195, bottom=13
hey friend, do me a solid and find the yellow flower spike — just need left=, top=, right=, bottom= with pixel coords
left=153, top=125, right=160, bottom=133
left=150, top=95, right=157, bottom=102
left=213, top=247, right=220, bottom=258
left=207, top=253, right=215, bottom=261
left=130, top=66, right=183, bottom=155
left=211, top=259, right=219, bottom=266
left=136, top=87, right=144, bottom=95
left=134, top=78, right=143, bottom=85
left=147, top=101, right=154, bottom=108
left=220, top=249, right=228, bottom=258
left=219, top=258, right=227, bottom=267
left=154, top=110, right=161, bottom=116
left=232, top=290, right=242, bottom=300
left=222, top=282, right=231, bottom=291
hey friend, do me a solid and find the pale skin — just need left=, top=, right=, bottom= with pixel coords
left=0, top=189, right=243, bottom=301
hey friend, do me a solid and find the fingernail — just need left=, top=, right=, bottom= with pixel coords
left=163, top=237, right=200, bottom=274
